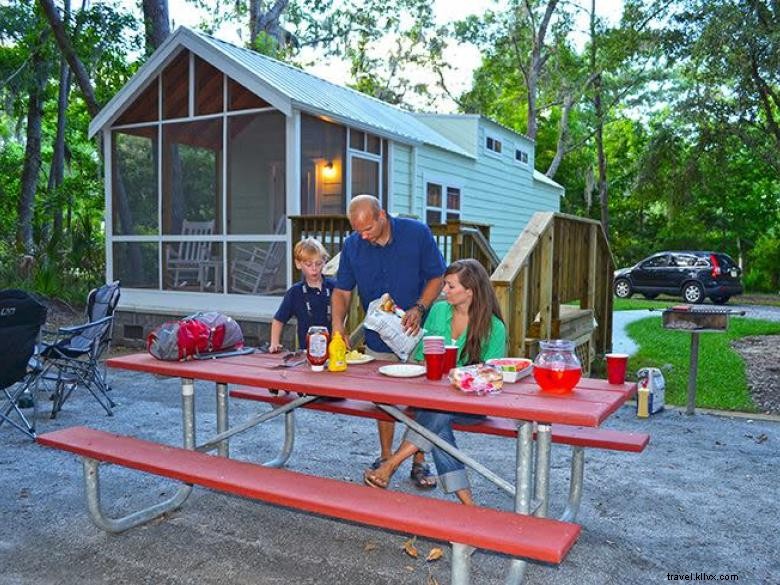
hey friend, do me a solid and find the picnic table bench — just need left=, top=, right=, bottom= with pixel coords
left=230, top=387, right=649, bottom=522
left=39, top=426, right=581, bottom=584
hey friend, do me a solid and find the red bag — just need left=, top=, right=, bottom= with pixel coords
left=147, top=312, right=244, bottom=361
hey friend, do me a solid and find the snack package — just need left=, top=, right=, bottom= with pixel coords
left=449, top=364, right=504, bottom=395
left=362, top=293, right=425, bottom=362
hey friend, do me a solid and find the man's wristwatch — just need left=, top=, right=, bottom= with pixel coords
left=412, top=302, right=427, bottom=315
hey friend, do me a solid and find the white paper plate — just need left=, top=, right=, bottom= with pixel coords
left=346, top=354, right=375, bottom=365
left=378, top=364, right=426, bottom=378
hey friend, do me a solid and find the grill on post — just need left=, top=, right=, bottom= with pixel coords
left=661, top=305, right=744, bottom=414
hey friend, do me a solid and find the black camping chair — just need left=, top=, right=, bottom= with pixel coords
left=0, top=289, right=47, bottom=439
left=35, top=281, right=121, bottom=419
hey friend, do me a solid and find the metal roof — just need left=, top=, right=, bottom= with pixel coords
left=533, top=170, right=564, bottom=191
left=91, top=27, right=472, bottom=158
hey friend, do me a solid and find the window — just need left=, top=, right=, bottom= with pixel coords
left=673, top=254, right=697, bottom=268
left=349, top=128, right=381, bottom=153
left=425, top=181, right=461, bottom=225
left=515, top=149, right=528, bottom=164
left=486, top=136, right=502, bottom=154
left=349, top=127, right=385, bottom=207
left=300, top=114, right=346, bottom=215
left=642, top=255, right=672, bottom=268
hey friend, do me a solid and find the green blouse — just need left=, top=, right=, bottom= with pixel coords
left=414, top=301, right=507, bottom=365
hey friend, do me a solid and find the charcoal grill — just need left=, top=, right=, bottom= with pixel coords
left=661, top=305, right=745, bottom=414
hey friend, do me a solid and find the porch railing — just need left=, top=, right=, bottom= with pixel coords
left=491, top=212, right=614, bottom=367
left=429, top=219, right=500, bottom=274
left=289, top=215, right=500, bottom=280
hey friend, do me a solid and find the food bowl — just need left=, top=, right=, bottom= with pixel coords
left=485, top=358, right=533, bottom=383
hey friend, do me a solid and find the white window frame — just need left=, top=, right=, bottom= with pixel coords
left=485, top=134, right=503, bottom=158
left=514, top=147, right=529, bottom=166
left=423, top=174, right=462, bottom=224
left=347, top=128, right=383, bottom=202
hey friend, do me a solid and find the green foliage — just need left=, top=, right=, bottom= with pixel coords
left=746, top=230, right=780, bottom=292
left=627, top=316, right=780, bottom=411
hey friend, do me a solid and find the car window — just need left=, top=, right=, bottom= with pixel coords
left=673, top=254, right=697, bottom=267
left=715, top=254, right=736, bottom=269
left=642, top=254, right=671, bottom=268
left=694, top=257, right=710, bottom=267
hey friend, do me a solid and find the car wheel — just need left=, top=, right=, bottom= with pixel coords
left=711, top=296, right=730, bottom=305
left=642, top=293, right=658, bottom=300
left=682, top=282, right=705, bottom=304
left=614, top=278, right=632, bottom=298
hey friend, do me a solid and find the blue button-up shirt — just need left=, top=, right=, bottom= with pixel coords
left=335, top=216, right=446, bottom=353
left=274, top=278, right=335, bottom=349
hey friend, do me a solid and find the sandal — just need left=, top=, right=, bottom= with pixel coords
left=370, top=456, right=387, bottom=470
left=410, top=462, right=437, bottom=489
left=363, top=469, right=389, bottom=489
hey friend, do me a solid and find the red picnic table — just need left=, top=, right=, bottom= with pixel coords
left=97, top=351, right=636, bottom=582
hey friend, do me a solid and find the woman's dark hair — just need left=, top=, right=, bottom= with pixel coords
left=444, top=259, right=504, bottom=364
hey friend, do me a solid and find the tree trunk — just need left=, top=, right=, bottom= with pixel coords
left=545, top=93, right=574, bottom=178
left=38, top=0, right=99, bottom=117
left=48, top=0, right=72, bottom=247
left=16, top=37, right=49, bottom=255
left=589, top=0, right=609, bottom=238
left=142, top=0, right=170, bottom=53
left=522, top=0, right=559, bottom=141
left=250, top=0, right=290, bottom=49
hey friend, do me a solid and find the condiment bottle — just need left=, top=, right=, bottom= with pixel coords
left=306, top=326, right=329, bottom=371
left=327, top=331, right=347, bottom=372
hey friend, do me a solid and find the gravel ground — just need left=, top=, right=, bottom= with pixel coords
left=1, top=367, right=778, bottom=585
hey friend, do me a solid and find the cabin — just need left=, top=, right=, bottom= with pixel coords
left=89, top=27, right=612, bottom=364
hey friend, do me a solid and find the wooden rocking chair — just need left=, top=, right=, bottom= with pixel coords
left=166, top=219, right=215, bottom=289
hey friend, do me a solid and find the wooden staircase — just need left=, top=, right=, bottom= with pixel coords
left=491, top=212, right=614, bottom=372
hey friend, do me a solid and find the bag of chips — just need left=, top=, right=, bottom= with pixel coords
left=362, top=293, right=425, bottom=362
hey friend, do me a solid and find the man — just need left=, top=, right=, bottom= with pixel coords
left=332, top=195, right=445, bottom=489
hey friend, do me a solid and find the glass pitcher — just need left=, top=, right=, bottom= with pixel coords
left=532, top=339, right=582, bottom=394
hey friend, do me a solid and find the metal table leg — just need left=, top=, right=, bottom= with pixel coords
left=81, top=377, right=196, bottom=533
left=505, top=420, right=534, bottom=585
left=215, top=382, right=229, bottom=457
left=533, top=424, right=552, bottom=518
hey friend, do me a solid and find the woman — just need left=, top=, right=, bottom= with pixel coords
left=363, top=259, right=506, bottom=505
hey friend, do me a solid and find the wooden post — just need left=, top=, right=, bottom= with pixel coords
left=586, top=224, right=598, bottom=310
left=538, top=223, right=554, bottom=340
left=686, top=332, right=700, bottom=415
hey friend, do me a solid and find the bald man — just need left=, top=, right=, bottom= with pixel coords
left=332, top=195, right=445, bottom=489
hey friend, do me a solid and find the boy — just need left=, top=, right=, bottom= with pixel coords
left=269, top=238, right=335, bottom=352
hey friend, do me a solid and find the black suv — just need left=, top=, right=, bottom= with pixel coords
left=614, top=251, right=743, bottom=304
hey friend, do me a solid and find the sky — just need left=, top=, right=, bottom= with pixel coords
left=122, top=0, right=624, bottom=112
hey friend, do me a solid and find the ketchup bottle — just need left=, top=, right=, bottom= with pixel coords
left=306, top=326, right=329, bottom=371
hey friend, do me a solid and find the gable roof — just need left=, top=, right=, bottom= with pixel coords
left=89, top=27, right=472, bottom=158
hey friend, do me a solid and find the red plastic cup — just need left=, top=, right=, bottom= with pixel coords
left=424, top=351, right=445, bottom=380
left=605, top=353, right=629, bottom=384
left=443, top=345, right=458, bottom=374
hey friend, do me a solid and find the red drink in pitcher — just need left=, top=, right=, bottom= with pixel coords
left=533, top=366, right=582, bottom=394
left=532, top=339, right=582, bottom=394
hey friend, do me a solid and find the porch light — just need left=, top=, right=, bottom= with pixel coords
left=322, top=161, right=337, bottom=179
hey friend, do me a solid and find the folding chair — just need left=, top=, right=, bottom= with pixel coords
left=36, top=281, right=121, bottom=419
left=0, top=289, right=47, bottom=439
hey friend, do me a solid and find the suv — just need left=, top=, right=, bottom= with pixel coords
left=614, top=251, right=743, bottom=304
